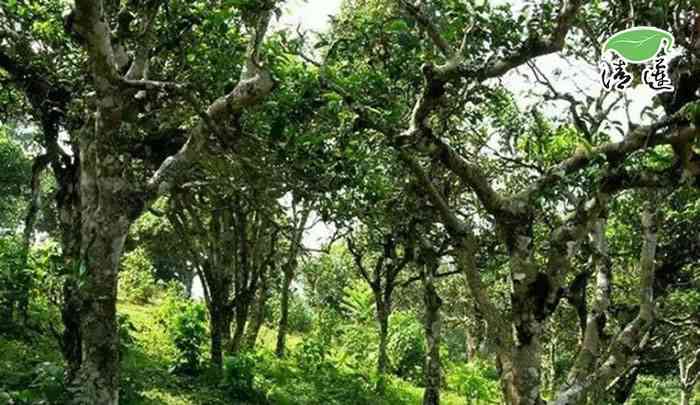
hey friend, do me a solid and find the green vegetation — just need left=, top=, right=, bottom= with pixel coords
left=2, top=0, right=700, bottom=404
left=0, top=285, right=471, bottom=404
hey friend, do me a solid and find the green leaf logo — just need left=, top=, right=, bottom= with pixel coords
left=603, top=27, right=674, bottom=63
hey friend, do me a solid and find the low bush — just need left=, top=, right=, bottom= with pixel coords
left=446, top=359, right=501, bottom=404
left=0, top=338, right=66, bottom=404
left=118, top=248, right=157, bottom=304
left=223, top=351, right=267, bottom=402
left=387, top=311, right=425, bottom=384
left=158, top=286, right=207, bottom=375
left=288, top=296, right=315, bottom=334
left=0, top=236, right=32, bottom=330
left=117, top=312, right=138, bottom=360
left=628, top=376, right=681, bottom=405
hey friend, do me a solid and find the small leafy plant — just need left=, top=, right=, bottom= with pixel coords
left=159, top=286, right=207, bottom=375
left=118, top=247, right=157, bottom=304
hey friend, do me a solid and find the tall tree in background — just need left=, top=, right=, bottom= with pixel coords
left=347, top=223, right=414, bottom=387
left=275, top=196, right=311, bottom=357
left=167, top=156, right=283, bottom=368
left=126, top=207, right=195, bottom=295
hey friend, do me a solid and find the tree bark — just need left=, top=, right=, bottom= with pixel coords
left=56, top=167, right=83, bottom=386
left=455, top=229, right=543, bottom=405
left=209, top=303, right=232, bottom=370
left=62, top=276, right=83, bottom=384
left=553, top=202, right=659, bottom=404
left=499, top=226, right=547, bottom=405
left=275, top=206, right=308, bottom=357
left=245, top=272, right=270, bottom=349
left=70, top=113, right=134, bottom=404
left=560, top=219, right=611, bottom=404
left=376, top=298, right=390, bottom=388
left=275, top=266, right=294, bottom=357
left=503, top=338, right=545, bottom=405
left=422, top=264, right=443, bottom=405
left=73, top=209, right=130, bottom=405
left=463, top=283, right=486, bottom=361
left=680, top=387, right=692, bottom=405
left=230, top=294, right=252, bottom=354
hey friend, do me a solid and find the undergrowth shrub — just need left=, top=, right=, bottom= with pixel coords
left=118, top=247, right=157, bottom=304
left=628, top=376, right=681, bottom=405
left=387, top=311, right=425, bottom=384
left=223, top=351, right=267, bottom=402
left=0, top=338, right=66, bottom=405
left=288, top=296, right=315, bottom=334
left=447, top=359, right=500, bottom=404
left=269, top=293, right=315, bottom=334
left=0, top=236, right=32, bottom=330
left=117, top=313, right=137, bottom=360
left=158, top=285, right=207, bottom=375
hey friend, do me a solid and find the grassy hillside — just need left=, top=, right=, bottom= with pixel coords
left=118, top=300, right=466, bottom=405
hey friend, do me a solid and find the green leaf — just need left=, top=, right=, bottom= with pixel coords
left=603, top=27, right=673, bottom=63
left=387, top=19, right=409, bottom=33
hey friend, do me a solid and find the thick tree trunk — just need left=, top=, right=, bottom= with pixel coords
left=501, top=339, right=545, bottom=405
left=71, top=128, right=134, bottom=404
left=422, top=269, right=443, bottom=405
left=275, top=267, right=294, bottom=357
left=74, top=225, right=128, bottom=405
left=376, top=300, right=390, bottom=384
left=209, top=304, right=232, bottom=370
left=55, top=166, right=83, bottom=386
left=502, top=232, right=546, bottom=405
left=62, top=277, right=83, bottom=384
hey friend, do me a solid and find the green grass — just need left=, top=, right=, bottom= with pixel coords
left=118, top=300, right=228, bottom=405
